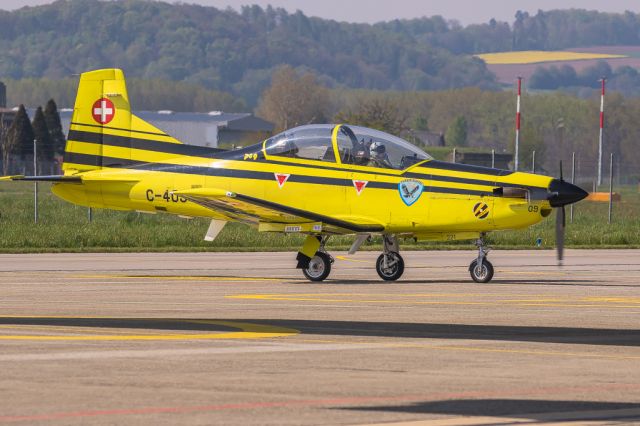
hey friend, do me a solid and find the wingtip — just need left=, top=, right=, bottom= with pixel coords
left=0, top=175, right=24, bottom=181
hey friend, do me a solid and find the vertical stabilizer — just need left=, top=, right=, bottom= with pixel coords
left=63, top=68, right=182, bottom=173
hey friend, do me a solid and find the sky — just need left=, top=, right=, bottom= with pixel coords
left=2, top=0, right=640, bottom=25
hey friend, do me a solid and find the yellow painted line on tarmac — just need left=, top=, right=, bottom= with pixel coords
left=72, top=274, right=280, bottom=282
left=334, top=255, right=369, bottom=263
left=0, top=316, right=298, bottom=341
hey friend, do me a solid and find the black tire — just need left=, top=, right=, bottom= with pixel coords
left=376, top=252, right=404, bottom=281
left=302, top=251, right=332, bottom=282
left=469, top=259, right=494, bottom=283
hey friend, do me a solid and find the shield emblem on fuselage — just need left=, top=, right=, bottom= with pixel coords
left=398, top=179, right=424, bottom=206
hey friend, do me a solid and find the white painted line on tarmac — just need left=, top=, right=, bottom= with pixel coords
left=0, top=342, right=386, bottom=362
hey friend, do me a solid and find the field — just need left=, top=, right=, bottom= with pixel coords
left=475, top=50, right=626, bottom=65
left=1, top=182, right=639, bottom=252
left=479, top=46, right=640, bottom=85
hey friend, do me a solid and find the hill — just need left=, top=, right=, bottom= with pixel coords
left=0, top=0, right=497, bottom=104
left=3, top=2, right=640, bottom=103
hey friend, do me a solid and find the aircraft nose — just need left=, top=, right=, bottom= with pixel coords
left=547, top=179, right=589, bottom=207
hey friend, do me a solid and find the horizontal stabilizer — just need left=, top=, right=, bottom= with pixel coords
left=1, top=173, right=141, bottom=184
left=0, top=175, right=82, bottom=183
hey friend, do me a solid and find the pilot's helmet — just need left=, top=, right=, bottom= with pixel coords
left=354, top=148, right=369, bottom=165
left=370, top=141, right=386, bottom=158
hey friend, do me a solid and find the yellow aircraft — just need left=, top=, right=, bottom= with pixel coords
left=2, top=69, right=588, bottom=283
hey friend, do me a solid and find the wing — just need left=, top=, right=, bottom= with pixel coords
left=174, top=188, right=385, bottom=234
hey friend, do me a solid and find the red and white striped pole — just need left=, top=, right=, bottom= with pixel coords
left=514, top=76, right=522, bottom=171
left=597, top=77, right=606, bottom=186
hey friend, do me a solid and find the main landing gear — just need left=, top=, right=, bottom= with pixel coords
left=298, top=234, right=405, bottom=282
left=375, top=235, right=404, bottom=281
left=301, top=236, right=334, bottom=282
left=469, top=234, right=494, bottom=283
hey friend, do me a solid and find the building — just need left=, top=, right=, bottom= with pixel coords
left=454, top=151, right=513, bottom=169
left=0, top=82, right=6, bottom=109
left=0, top=108, right=15, bottom=129
left=59, top=110, right=274, bottom=148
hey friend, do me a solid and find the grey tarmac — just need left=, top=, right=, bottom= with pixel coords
left=0, top=249, right=639, bottom=425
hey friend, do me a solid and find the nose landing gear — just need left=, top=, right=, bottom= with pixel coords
left=469, top=234, right=494, bottom=283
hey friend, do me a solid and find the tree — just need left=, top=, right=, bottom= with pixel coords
left=0, top=112, right=9, bottom=174
left=44, top=99, right=66, bottom=156
left=32, top=106, right=54, bottom=169
left=334, top=97, right=408, bottom=136
left=256, top=66, right=329, bottom=132
left=6, top=105, right=34, bottom=173
left=445, top=115, right=468, bottom=146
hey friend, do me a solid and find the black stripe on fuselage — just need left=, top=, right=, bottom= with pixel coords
left=66, top=130, right=542, bottom=192
left=71, top=121, right=169, bottom=137
left=68, top=130, right=225, bottom=158
left=63, top=152, right=493, bottom=197
left=422, top=160, right=514, bottom=176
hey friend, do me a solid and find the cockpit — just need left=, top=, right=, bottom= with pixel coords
left=262, top=124, right=431, bottom=170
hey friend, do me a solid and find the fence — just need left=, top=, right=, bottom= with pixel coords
left=0, top=155, right=61, bottom=176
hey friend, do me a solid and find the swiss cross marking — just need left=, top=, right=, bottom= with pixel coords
left=92, top=98, right=115, bottom=124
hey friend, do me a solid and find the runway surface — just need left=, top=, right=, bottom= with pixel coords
left=0, top=249, right=639, bottom=425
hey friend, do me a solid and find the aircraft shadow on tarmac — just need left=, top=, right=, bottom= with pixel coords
left=302, top=278, right=602, bottom=286
left=339, top=399, right=640, bottom=421
left=2, top=317, right=639, bottom=347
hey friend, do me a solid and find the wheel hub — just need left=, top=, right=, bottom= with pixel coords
left=306, top=257, right=325, bottom=278
left=474, top=264, right=487, bottom=279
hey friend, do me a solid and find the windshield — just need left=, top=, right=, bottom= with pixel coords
left=337, top=125, right=431, bottom=169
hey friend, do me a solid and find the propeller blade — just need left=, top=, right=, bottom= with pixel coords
left=556, top=206, right=565, bottom=265
left=559, top=160, right=564, bottom=182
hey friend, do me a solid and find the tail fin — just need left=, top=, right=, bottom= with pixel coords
left=63, top=68, right=182, bottom=173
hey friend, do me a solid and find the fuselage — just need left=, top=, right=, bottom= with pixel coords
left=52, top=127, right=555, bottom=241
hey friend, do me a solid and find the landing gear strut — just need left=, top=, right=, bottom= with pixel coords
left=375, top=235, right=404, bottom=281
left=469, top=233, right=494, bottom=283
left=301, top=236, right=334, bottom=282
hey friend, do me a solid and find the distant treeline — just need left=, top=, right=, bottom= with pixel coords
left=0, top=0, right=496, bottom=103
left=529, top=61, right=640, bottom=96
left=377, top=9, right=640, bottom=54
left=3, top=2, right=640, bottom=102
left=5, top=78, right=245, bottom=112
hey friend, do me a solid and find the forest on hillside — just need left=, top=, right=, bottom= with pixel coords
left=4, top=1, right=640, bottom=103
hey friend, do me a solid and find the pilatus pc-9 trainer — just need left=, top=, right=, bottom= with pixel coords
left=2, top=69, right=588, bottom=283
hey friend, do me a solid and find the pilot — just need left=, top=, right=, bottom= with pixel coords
left=349, top=138, right=366, bottom=165
left=369, top=141, right=392, bottom=168
left=353, top=147, right=370, bottom=166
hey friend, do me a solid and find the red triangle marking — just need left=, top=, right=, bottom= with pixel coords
left=353, top=180, right=368, bottom=195
left=275, top=173, right=290, bottom=188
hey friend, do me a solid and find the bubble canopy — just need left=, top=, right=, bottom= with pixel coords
left=262, top=124, right=431, bottom=170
